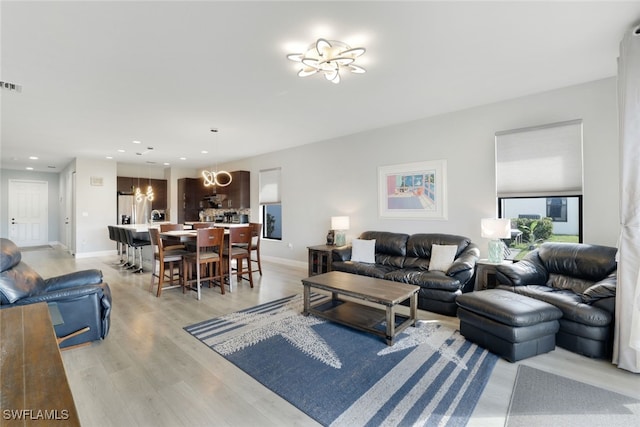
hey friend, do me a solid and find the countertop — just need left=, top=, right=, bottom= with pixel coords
left=184, top=222, right=250, bottom=228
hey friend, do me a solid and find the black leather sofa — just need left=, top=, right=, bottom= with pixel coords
left=0, top=238, right=112, bottom=348
left=495, top=242, right=618, bottom=359
left=332, top=231, right=480, bottom=316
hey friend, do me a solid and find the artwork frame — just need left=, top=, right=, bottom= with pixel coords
left=378, top=159, right=448, bottom=220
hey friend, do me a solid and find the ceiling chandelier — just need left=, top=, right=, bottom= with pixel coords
left=287, top=38, right=366, bottom=84
left=134, top=177, right=154, bottom=203
left=202, top=128, right=232, bottom=187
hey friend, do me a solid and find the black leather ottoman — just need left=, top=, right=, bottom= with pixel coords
left=456, top=289, right=562, bottom=362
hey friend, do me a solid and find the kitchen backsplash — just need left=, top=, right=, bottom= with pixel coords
left=200, top=207, right=250, bottom=221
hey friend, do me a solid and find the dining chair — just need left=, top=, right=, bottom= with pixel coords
left=148, top=228, right=188, bottom=297
left=223, top=226, right=254, bottom=288
left=182, top=227, right=225, bottom=300
left=159, top=223, right=184, bottom=232
left=233, top=222, right=262, bottom=275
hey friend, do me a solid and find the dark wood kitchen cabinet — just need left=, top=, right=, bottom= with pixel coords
left=177, top=178, right=211, bottom=223
left=218, top=171, right=250, bottom=209
left=117, top=176, right=167, bottom=211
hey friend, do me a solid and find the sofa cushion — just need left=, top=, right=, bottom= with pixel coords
left=359, top=231, right=409, bottom=268
left=0, top=262, right=46, bottom=304
left=538, top=243, right=617, bottom=282
left=546, top=273, right=594, bottom=295
left=495, top=284, right=612, bottom=327
left=403, top=234, right=471, bottom=270
left=385, top=268, right=462, bottom=291
left=1, top=238, right=22, bottom=272
left=350, top=238, right=376, bottom=263
left=428, top=244, right=457, bottom=272
left=331, top=261, right=397, bottom=279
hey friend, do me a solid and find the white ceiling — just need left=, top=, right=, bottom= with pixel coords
left=2, top=1, right=640, bottom=172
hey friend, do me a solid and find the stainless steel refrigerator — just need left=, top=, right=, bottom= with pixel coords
left=117, top=194, right=151, bottom=224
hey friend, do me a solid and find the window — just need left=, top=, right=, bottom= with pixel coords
left=259, top=168, right=282, bottom=240
left=262, top=204, right=282, bottom=240
left=496, top=120, right=583, bottom=255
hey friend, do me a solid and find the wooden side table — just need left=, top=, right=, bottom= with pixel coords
left=474, top=259, right=512, bottom=291
left=307, top=245, right=335, bottom=276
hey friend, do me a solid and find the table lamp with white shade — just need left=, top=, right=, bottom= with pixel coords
left=331, top=216, right=350, bottom=246
left=481, top=218, right=511, bottom=263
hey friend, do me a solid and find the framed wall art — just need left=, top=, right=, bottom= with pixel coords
left=378, top=159, right=448, bottom=220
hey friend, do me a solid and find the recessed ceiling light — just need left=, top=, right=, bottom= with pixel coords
left=29, top=156, right=38, bottom=160
left=132, top=140, right=141, bottom=144
left=118, top=149, right=125, bottom=153
left=201, top=150, right=208, bottom=154
left=163, top=162, right=170, bottom=166
left=106, top=156, right=113, bottom=159
left=180, top=157, right=187, bottom=161
left=25, top=167, right=33, bottom=170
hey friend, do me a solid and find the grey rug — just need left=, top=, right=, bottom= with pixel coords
left=505, top=365, right=640, bottom=427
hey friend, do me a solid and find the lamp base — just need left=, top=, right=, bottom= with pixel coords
left=334, top=231, right=346, bottom=247
left=487, top=240, right=504, bottom=263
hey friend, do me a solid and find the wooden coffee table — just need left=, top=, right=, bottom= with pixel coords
left=301, top=271, right=420, bottom=345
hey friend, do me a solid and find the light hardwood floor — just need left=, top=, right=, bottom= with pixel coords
left=20, top=246, right=639, bottom=427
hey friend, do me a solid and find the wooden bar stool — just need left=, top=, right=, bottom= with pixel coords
left=182, top=227, right=225, bottom=300
left=223, top=226, right=254, bottom=288
left=148, top=228, right=188, bottom=297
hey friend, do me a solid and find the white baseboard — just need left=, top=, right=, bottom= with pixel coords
left=261, top=255, right=306, bottom=270
left=75, top=250, right=118, bottom=259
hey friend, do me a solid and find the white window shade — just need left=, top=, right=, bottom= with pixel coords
left=259, top=167, right=281, bottom=205
left=496, top=119, right=583, bottom=197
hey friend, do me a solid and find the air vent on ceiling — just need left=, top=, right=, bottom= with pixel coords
left=0, top=81, right=22, bottom=92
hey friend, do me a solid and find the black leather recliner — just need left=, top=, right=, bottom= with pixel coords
left=495, top=242, right=617, bottom=359
left=0, top=238, right=112, bottom=348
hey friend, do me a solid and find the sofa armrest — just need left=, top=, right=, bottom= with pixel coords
left=332, top=246, right=352, bottom=262
left=15, top=283, right=108, bottom=305
left=44, top=269, right=103, bottom=292
left=16, top=282, right=112, bottom=347
left=581, top=272, right=617, bottom=304
left=447, top=244, right=480, bottom=276
left=495, top=257, right=547, bottom=286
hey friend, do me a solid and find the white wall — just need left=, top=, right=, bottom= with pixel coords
left=0, top=78, right=620, bottom=261
left=222, top=77, right=619, bottom=263
left=73, top=158, right=117, bottom=256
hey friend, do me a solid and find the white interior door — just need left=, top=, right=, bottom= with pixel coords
left=8, top=179, right=49, bottom=247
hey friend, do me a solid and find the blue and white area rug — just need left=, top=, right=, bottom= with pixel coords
left=184, top=294, right=498, bottom=427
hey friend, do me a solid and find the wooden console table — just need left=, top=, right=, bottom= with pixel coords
left=302, top=271, right=419, bottom=345
left=0, top=303, right=80, bottom=426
